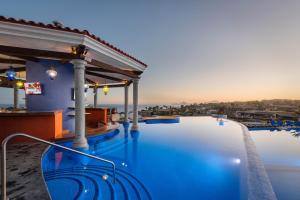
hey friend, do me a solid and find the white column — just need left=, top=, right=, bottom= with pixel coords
left=13, top=84, right=19, bottom=109
left=131, top=79, right=139, bottom=131
left=94, top=86, right=98, bottom=108
left=124, top=85, right=129, bottom=123
left=71, top=59, right=88, bottom=149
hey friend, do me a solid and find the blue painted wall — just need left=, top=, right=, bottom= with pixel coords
left=26, top=60, right=75, bottom=132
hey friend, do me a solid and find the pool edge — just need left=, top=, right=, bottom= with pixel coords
left=40, top=145, right=53, bottom=200
left=239, top=123, right=278, bottom=200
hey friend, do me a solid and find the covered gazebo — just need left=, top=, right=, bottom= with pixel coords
left=0, top=16, right=147, bottom=148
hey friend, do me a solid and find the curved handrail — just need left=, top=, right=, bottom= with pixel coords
left=1, top=133, right=116, bottom=200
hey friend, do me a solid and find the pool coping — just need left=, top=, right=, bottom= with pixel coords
left=40, top=145, right=53, bottom=200
left=239, top=123, right=278, bottom=200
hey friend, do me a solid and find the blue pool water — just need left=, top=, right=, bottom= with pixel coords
left=250, top=128, right=300, bottom=200
left=144, top=117, right=180, bottom=124
left=42, top=117, right=249, bottom=200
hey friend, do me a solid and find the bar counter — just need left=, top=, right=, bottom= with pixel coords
left=0, top=110, right=63, bottom=142
left=86, top=107, right=109, bottom=127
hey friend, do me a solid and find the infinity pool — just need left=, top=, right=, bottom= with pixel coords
left=250, top=128, right=300, bottom=200
left=42, top=117, right=258, bottom=200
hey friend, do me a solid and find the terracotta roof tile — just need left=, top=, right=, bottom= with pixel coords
left=0, top=16, right=147, bottom=67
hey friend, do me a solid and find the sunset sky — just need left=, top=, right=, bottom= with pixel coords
left=0, top=0, right=299, bottom=105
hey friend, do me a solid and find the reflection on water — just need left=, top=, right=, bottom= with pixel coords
left=250, top=129, right=300, bottom=200
left=130, top=130, right=139, bottom=172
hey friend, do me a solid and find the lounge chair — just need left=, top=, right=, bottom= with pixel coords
left=286, top=121, right=295, bottom=126
left=271, top=120, right=278, bottom=127
left=295, top=121, right=300, bottom=126
left=277, top=120, right=283, bottom=126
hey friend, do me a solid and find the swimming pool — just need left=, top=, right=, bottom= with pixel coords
left=250, top=128, right=300, bottom=200
left=42, top=117, right=273, bottom=200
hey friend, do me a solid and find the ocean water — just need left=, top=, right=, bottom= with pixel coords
left=97, top=104, right=152, bottom=112
left=0, top=104, right=25, bottom=108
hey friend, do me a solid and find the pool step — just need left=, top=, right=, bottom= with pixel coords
left=43, top=165, right=152, bottom=200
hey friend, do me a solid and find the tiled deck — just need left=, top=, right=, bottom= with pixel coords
left=0, top=143, right=50, bottom=200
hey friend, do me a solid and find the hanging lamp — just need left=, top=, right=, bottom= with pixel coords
left=103, top=85, right=109, bottom=95
left=6, top=67, right=16, bottom=81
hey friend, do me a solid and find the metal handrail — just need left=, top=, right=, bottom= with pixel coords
left=1, top=133, right=116, bottom=200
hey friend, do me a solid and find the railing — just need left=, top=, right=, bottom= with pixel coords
left=1, top=133, right=116, bottom=200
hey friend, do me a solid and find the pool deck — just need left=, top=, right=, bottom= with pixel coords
left=0, top=143, right=50, bottom=200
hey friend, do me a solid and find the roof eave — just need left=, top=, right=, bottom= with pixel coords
left=0, top=19, right=147, bottom=71
left=83, top=36, right=146, bottom=72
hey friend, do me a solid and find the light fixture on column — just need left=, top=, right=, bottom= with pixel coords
left=15, top=72, right=23, bottom=88
left=16, top=80, right=23, bottom=88
left=103, top=85, right=109, bottom=95
left=84, top=83, right=89, bottom=93
left=71, top=46, right=77, bottom=55
left=94, top=83, right=99, bottom=94
left=46, top=67, right=58, bottom=80
left=71, top=45, right=88, bottom=56
left=6, top=67, right=16, bottom=81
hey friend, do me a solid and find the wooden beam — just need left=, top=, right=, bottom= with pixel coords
left=125, top=70, right=143, bottom=75
left=0, top=45, right=81, bottom=60
left=0, top=58, right=26, bottom=65
left=86, top=78, right=96, bottom=84
left=86, top=67, right=114, bottom=74
left=88, top=59, right=139, bottom=78
left=85, top=70, right=124, bottom=82
left=90, top=83, right=126, bottom=88
left=15, top=56, right=39, bottom=63
left=0, top=67, right=26, bottom=74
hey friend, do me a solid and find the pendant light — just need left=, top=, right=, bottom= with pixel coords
left=103, top=85, right=109, bottom=95
left=6, top=67, right=16, bottom=81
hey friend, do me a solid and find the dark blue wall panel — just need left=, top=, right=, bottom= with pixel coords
left=26, top=60, right=75, bottom=132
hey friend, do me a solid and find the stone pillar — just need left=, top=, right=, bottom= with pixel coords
left=94, top=86, right=98, bottom=108
left=13, top=84, right=19, bottom=109
left=124, top=85, right=129, bottom=123
left=131, top=79, right=139, bottom=131
left=71, top=59, right=88, bottom=149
